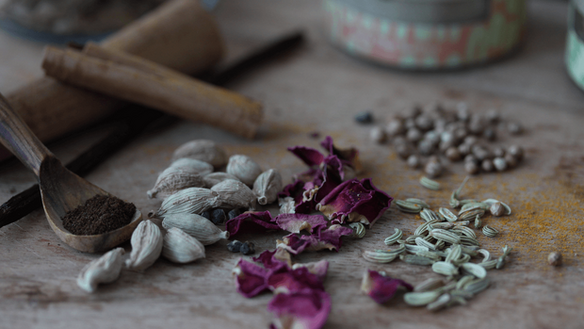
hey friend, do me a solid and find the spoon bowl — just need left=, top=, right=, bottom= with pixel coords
left=0, top=93, right=142, bottom=253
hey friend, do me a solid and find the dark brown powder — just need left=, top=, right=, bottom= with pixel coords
left=61, top=195, right=136, bottom=235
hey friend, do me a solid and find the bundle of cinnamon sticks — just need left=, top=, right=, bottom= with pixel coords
left=3, top=0, right=263, bottom=162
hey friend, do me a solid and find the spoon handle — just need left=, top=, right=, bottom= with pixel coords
left=0, top=93, right=52, bottom=177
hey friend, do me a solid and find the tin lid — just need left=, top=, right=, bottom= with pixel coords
left=337, top=0, right=490, bottom=24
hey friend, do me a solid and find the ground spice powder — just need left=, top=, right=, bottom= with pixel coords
left=62, top=195, right=136, bottom=235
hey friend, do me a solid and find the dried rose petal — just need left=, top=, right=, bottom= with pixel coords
left=275, top=213, right=328, bottom=234
left=253, top=249, right=292, bottom=269
left=268, top=267, right=324, bottom=294
left=320, top=136, right=362, bottom=174
left=232, top=258, right=271, bottom=298
left=360, top=269, right=413, bottom=304
left=225, top=211, right=280, bottom=237
left=276, top=225, right=353, bottom=255
left=292, top=260, right=329, bottom=282
left=317, top=178, right=392, bottom=227
left=287, top=145, right=325, bottom=167
left=278, top=179, right=317, bottom=214
left=268, top=289, right=331, bottom=329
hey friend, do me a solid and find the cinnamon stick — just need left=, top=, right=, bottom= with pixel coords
left=42, top=46, right=263, bottom=139
left=3, top=0, right=225, bottom=158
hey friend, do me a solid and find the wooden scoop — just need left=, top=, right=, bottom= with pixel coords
left=0, top=94, right=142, bottom=253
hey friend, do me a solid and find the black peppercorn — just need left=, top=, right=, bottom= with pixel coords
left=228, top=208, right=242, bottom=220
left=240, top=241, right=255, bottom=255
left=227, top=240, right=243, bottom=253
left=355, top=112, right=373, bottom=124
left=210, top=208, right=226, bottom=224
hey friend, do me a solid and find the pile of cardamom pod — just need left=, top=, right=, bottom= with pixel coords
left=362, top=177, right=513, bottom=311
left=77, top=139, right=283, bottom=293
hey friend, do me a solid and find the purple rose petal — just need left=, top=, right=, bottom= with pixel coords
left=276, top=225, right=353, bottom=255
left=268, top=289, right=331, bottom=329
left=320, top=136, right=362, bottom=173
left=253, top=249, right=292, bottom=270
left=275, top=213, right=328, bottom=234
left=233, top=258, right=271, bottom=298
left=292, top=260, right=329, bottom=282
left=360, top=269, right=413, bottom=304
left=225, top=211, right=280, bottom=237
left=268, top=267, right=324, bottom=294
left=317, top=178, right=392, bottom=227
left=276, top=234, right=312, bottom=255
left=278, top=179, right=317, bottom=214
left=349, top=178, right=393, bottom=227
left=288, top=145, right=325, bottom=167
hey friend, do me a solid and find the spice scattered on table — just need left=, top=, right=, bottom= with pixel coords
left=77, top=248, right=125, bottom=293
left=366, top=102, right=526, bottom=177
left=125, top=220, right=163, bottom=272
left=62, top=195, right=136, bottom=235
left=364, top=176, right=513, bottom=311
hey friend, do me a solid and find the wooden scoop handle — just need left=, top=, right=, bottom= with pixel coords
left=0, top=94, right=51, bottom=177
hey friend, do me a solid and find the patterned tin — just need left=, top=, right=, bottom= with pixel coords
left=323, top=0, right=527, bottom=70
left=566, top=0, right=584, bottom=92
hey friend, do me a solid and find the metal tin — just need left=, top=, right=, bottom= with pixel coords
left=323, top=0, right=527, bottom=70
left=0, top=0, right=221, bottom=44
left=566, top=0, right=584, bottom=92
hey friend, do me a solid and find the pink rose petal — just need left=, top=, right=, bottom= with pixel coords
left=361, top=269, right=413, bottom=304
left=233, top=258, right=271, bottom=298
left=317, top=178, right=392, bottom=227
left=287, top=145, right=325, bottom=167
left=225, top=211, right=280, bottom=237
left=253, top=249, right=292, bottom=270
left=275, top=213, right=328, bottom=234
left=321, top=136, right=362, bottom=174
left=292, top=260, right=329, bottom=282
left=268, top=267, right=324, bottom=294
left=276, top=225, right=353, bottom=255
left=268, top=289, right=331, bottom=329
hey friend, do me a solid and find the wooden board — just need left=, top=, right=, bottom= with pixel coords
left=1, top=1, right=584, bottom=328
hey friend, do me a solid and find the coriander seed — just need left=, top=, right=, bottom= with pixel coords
left=483, top=128, right=496, bottom=141
left=489, top=202, right=505, bottom=217
left=395, top=143, right=412, bottom=159
left=507, top=122, right=523, bottom=135
left=493, top=157, right=507, bottom=172
left=370, top=126, right=387, bottom=144
left=386, top=119, right=405, bottom=136
left=445, top=147, right=461, bottom=161
left=492, top=146, right=505, bottom=158
left=547, top=252, right=562, bottom=266
left=458, top=143, right=471, bottom=156
left=481, top=159, right=494, bottom=172
left=407, top=155, right=421, bottom=169
left=464, top=161, right=480, bottom=175
left=407, top=128, right=423, bottom=142
left=415, top=115, right=434, bottom=131
left=504, top=154, right=518, bottom=168
left=485, top=109, right=500, bottom=124
left=418, top=139, right=435, bottom=155
left=507, top=145, right=524, bottom=161
left=425, top=157, right=443, bottom=178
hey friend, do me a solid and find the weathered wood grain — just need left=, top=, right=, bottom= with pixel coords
left=1, top=0, right=584, bottom=328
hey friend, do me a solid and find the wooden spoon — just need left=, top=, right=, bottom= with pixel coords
left=0, top=93, right=142, bottom=253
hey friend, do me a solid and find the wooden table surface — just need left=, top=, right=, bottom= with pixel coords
left=2, top=1, right=584, bottom=328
